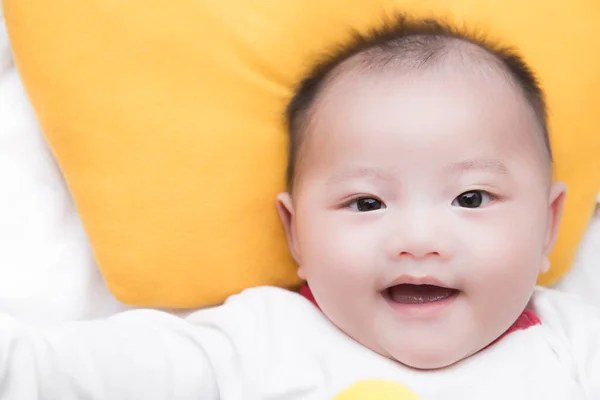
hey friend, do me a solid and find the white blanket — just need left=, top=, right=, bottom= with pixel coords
left=0, top=9, right=127, bottom=324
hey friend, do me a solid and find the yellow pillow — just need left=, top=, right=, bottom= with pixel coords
left=4, top=0, right=600, bottom=308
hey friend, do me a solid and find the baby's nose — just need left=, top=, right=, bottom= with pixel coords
left=394, top=236, right=442, bottom=260
left=385, top=210, right=447, bottom=260
left=398, top=248, right=441, bottom=259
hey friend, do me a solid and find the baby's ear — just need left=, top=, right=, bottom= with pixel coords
left=276, top=193, right=304, bottom=277
left=540, top=182, right=567, bottom=273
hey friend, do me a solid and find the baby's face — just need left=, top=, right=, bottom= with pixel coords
left=278, top=61, right=565, bottom=369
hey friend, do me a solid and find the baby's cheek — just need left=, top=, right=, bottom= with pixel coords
left=301, top=219, right=378, bottom=292
left=461, top=214, right=542, bottom=287
left=465, top=202, right=544, bottom=255
left=322, top=228, right=374, bottom=275
left=464, top=215, right=541, bottom=320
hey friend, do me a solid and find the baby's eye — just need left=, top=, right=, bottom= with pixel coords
left=348, top=197, right=386, bottom=212
left=452, top=190, right=494, bottom=208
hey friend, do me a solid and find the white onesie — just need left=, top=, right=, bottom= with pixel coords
left=0, top=286, right=597, bottom=399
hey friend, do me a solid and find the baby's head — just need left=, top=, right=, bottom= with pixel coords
left=277, top=17, right=566, bottom=369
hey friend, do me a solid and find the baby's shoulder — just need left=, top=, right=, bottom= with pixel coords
left=531, top=286, right=599, bottom=327
left=186, top=285, right=327, bottom=335
left=530, top=287, right=600, bottom=396
left=224, top=285, right=322, bottom=318
left=530, top=287, right=600, bottom=354
left=183, top=286, right=338, bottom=393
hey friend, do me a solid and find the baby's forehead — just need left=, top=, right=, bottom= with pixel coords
left=328, top=48, right=543, bottom=130
left=315, top=52, right=535, bottom=132
left=300, top=62, right=551, bottom=184
left=323, top=39, right=516, bottom=99
left=287, top=34, right=552, bottom=191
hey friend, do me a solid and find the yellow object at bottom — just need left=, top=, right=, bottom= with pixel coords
left=334, top=380, right=420, bottom=399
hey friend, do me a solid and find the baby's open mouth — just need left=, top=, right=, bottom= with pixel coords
left=384, top=284, right=459, bottom=304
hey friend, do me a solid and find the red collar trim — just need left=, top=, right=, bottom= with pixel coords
left=489, top=308, right=540, bottom=346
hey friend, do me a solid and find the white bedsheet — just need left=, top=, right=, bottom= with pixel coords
left=555, top=209, right=600, bottom=308
left=0, top=10, right=598, bottom=326
left=0, top=10, right=128, bottom=325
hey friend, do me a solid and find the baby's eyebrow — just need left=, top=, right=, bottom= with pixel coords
left=449, top=159, right=510, bottom=175
left=327, top=166, right=395, bottom=185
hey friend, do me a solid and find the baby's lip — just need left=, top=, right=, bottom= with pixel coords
left=384, top=275, right=456, bottom=290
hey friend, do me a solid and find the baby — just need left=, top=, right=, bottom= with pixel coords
left=0, top=17, right=598, bottom=400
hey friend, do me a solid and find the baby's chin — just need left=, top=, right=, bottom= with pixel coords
left=384, top=343, right=479, bottom=371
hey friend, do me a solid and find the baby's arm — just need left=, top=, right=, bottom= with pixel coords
left=0, top=309, right=219, bottom=399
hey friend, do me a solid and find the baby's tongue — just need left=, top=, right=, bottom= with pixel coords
left=388, top=284, right=456, bottom=304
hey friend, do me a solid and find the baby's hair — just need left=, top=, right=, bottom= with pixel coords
left=285, top=15, right=551, bottom=191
